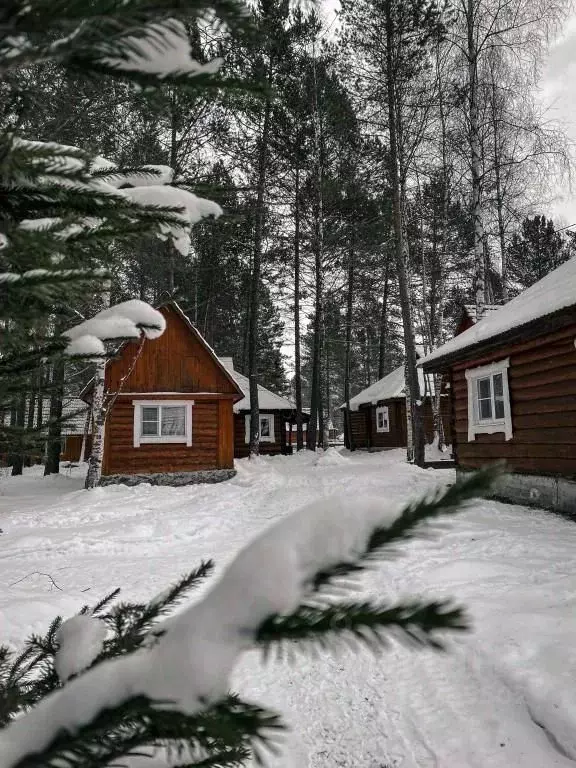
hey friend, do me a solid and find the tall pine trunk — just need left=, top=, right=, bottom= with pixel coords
left=385, top=0, right=424, bottom=466
left=377, top=256, right=391, bottom=380
left=11, top=395, right=26, bottom=476
left=44, top=360, right=64, bottom=476
left=294, top=167, right=304, bottom=451
left=307, top=49, right=325, bottom=451
left=344, top=233, right=355, bottom=450
left=467, top=0, right=486, bottom=317
left=248, top=93, right=272, bottom=457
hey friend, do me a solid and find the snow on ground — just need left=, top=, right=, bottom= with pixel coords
left=1, top=451, right=576, bottom=767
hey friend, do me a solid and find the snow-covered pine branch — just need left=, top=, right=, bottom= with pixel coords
left=0, top=467, right=498, bottom=768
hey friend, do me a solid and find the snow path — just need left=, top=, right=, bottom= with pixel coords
left=1, top=451, right=576, bottom=767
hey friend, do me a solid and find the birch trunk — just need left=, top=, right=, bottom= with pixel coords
left=385, top=0, right=424, bottom=466
left=85, top=290, right=110, bottom=489
left=467, top=0, right=486, bottom=317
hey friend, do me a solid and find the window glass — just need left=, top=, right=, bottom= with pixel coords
left=377, top=412, right=384, bottom=428
left=161, top=406, right=186, bottom=436
left=477, top=377, right=491, bottom=399
left=260, top=416, right=271, bottom=437
left=493, top=373, right=503, bottom=398
left=141, top=406, right=159, bottom=436
left=476, top=378, right=493, bottom=420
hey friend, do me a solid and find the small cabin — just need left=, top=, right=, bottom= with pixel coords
left=420, top=257, right=576, bottom=514
left=219, top=358, right=299, bottom=458
left=82, top=303, right=243, bottom=485
left=341, top=365, right=451, bottom=450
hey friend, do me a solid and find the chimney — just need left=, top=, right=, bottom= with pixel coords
left=220, top=357, right=235, bottom=373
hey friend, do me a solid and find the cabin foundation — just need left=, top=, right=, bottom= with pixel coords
left=99, top=469, right=237, bottom=487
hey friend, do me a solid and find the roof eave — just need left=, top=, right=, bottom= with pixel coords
left=421, top=306, right=576, bottom=373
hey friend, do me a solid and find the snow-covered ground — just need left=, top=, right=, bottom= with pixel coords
left=1, top=450, right=576, bottom=767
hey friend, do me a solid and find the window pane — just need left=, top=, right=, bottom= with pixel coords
left=494, top=398, right=505, bottom=419
left=479, top=398, right=493, bottom=419
left=493, top=373, right=503, bottom=398
left=260, top=416, right=270, bottom=437
left=161, top=406, right=186, bottom=436
left=477, top=377, right=491, bottom=399
left=377, top=412, right=383, bottom=428
left=141, top=406, right=159, bottom=436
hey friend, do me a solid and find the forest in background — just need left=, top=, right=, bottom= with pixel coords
left=2, top=0, right=576, bottom=468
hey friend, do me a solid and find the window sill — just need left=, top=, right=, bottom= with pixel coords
left=468, top=420, right=512, bottom=441
left=139, top=436, right=191, bottom=445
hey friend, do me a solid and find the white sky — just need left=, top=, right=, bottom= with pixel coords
left=541, top=14, right=576, bottom=227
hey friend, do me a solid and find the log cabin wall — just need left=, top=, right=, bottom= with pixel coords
left=103, top=394, right=234, bottom=476
left=346, top=410, right=370, bottom=449
left=451, top=322, right=576, bottom=476
left=368, top=400, right=407, bottom=448
left=233, top=411, right=288, bottom=458
left=346, top=398, right=451, bottom=450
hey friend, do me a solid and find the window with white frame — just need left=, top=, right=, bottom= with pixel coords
left=245, top=413, right=275, bottom=443
left=132, top=401, right=193, bottom=447
left=465, top=359, right=512, bottom=441
left=375, top=405, right=390, bottom=433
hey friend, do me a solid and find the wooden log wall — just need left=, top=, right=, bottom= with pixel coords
left=451, top=322, right=576, bottom=476
left=103, top=396, right=234, bottom=476
left=233, top=412, right=288, bottom=458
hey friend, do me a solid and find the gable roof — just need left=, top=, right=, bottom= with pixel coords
left=420, top=257, right=576, bottom=371
left=219, top=358, right=296, bottom=413
left=80, top=302, right=243, bottom=401
left=342, top=365, right=435, bottom=412
left=167, top=303, right=243, bottom=399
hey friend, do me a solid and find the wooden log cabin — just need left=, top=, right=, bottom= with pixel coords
left=341, top=365, right=451, bottom=450
left=218, top=358, right=300, bottom=458
left=420, top=256, right=576, bottom=513
left=81, top=303, right=243, bottom=484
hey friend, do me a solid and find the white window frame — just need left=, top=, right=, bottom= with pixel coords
left=245, top=413, right=275, bottom=443
left=132, top=400, right=193, bottom=448
left=465, top=358, right=512, bottom=441
left=375, top=405, right=390, bottom=433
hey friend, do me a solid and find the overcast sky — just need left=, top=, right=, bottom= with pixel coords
left=541, top=16, right=576, bottom=227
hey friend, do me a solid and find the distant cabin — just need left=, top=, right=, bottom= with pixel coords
left=420, top=257, right=576, bottom=513
left=82, top=303, right=243, bottom=484
left=219, top=358, right=299, bottom=458
left=340, top=365, right=451, bottom=450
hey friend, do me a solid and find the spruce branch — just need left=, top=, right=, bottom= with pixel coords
left=257, top=599, right=468, bottom=660
left=9, top=695, right=281, bottom=768
left=311, top=464, right=502, bottom=595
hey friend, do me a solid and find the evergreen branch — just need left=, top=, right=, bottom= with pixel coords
left=9, top=694, right=281, bottom=768
left=311, top=465, right=502, bottom=594
left=257, top=599, right=468, bottom=659
left=97, top=562, right=214, bottom=659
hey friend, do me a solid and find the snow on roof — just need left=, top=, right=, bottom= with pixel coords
left=462, top=304, right=501, bottom=322
left=343, top=365, right=435, bottom=411
left=421, top=257, right=576, bottom=368
left=220, top=359, right=296, bottom=413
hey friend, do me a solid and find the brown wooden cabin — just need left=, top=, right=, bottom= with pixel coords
left=81, top=303, right=243, bottom=481
left=218, top=358, right=301, bottom=458
left=420, top=258, right=576, bottom=513
left=341, top=365, right=451, bottom=450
